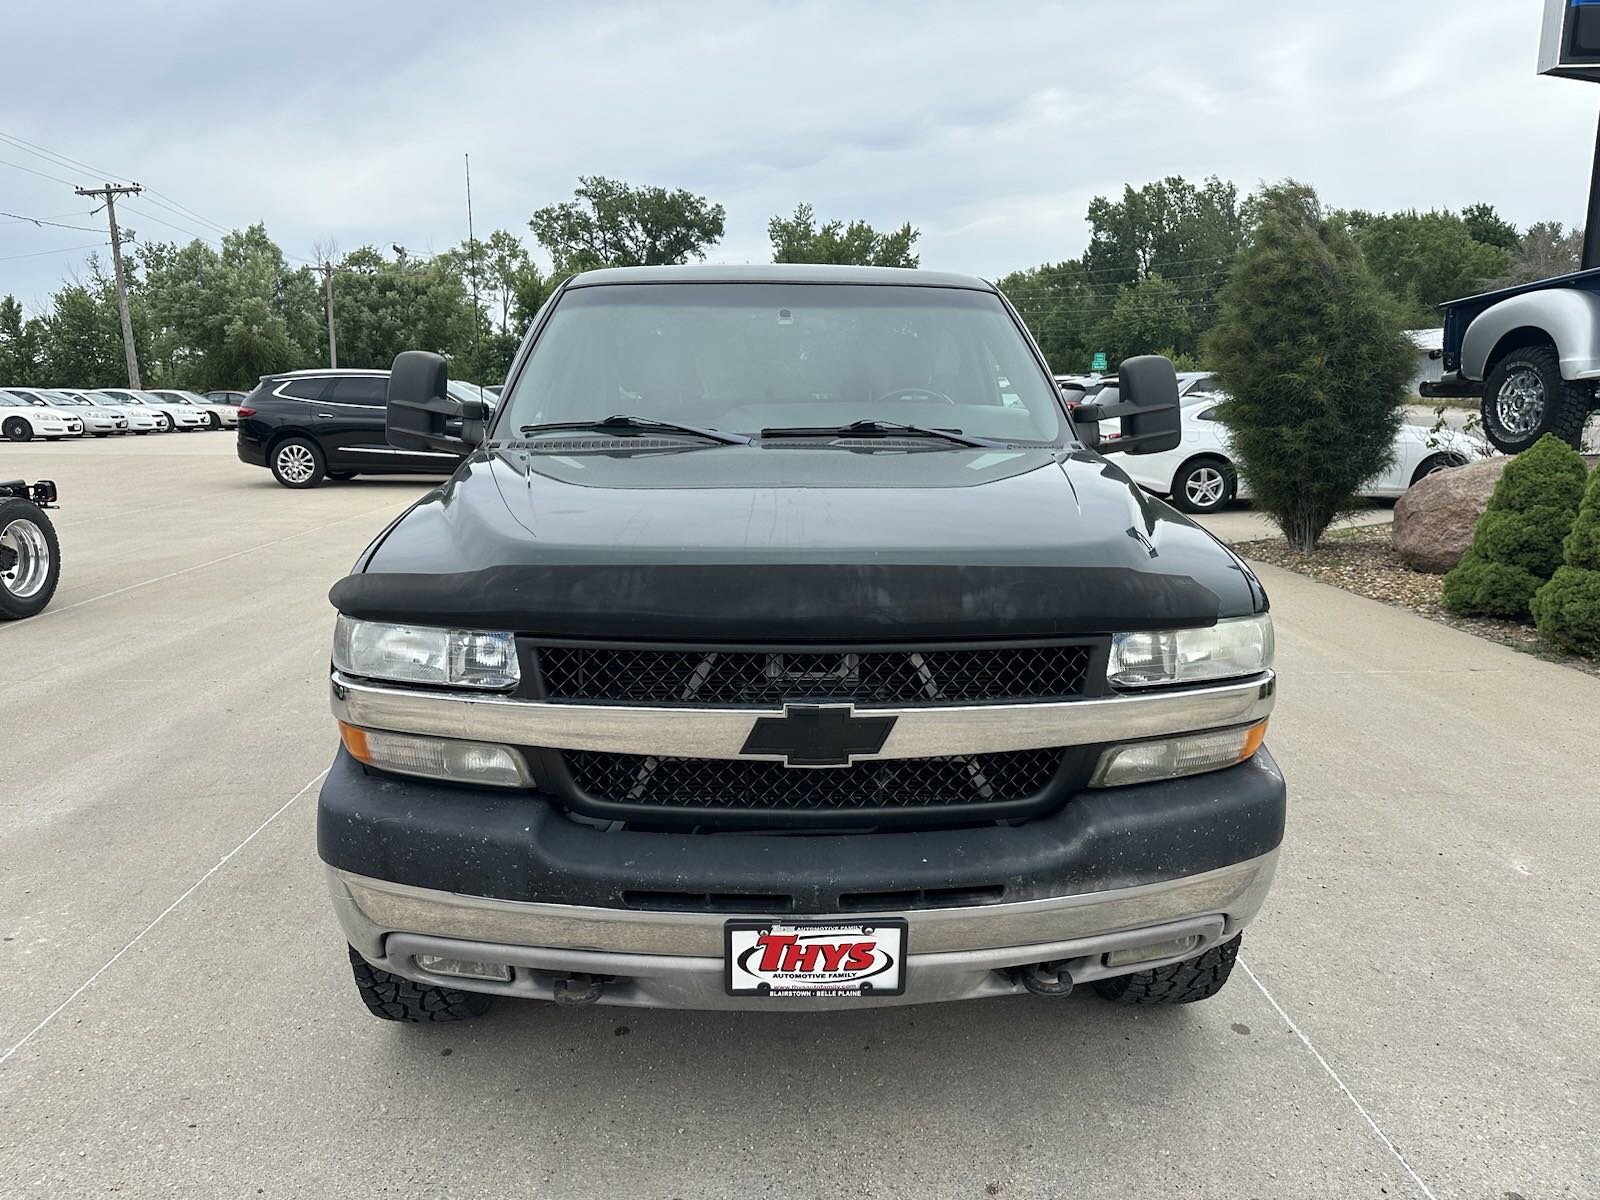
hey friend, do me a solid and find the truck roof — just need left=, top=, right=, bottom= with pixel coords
left=564, top=263, right=995, bottom=291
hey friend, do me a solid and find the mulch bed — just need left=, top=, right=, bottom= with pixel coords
left=1232, top=523, right=1600, bottom=678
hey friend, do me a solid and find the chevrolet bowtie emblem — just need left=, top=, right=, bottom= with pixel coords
left=741, top=703, right=897, bottom=768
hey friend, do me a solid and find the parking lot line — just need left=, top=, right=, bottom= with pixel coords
left=1241, top=959, right=1440, bottom=1200
left=0, top=767, right=329, bottom=1070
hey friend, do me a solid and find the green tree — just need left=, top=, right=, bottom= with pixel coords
left=1462, top=203, right=1520, bottom=252
left=994, top=260, right=1101, bottom=373
left=36, top=281, right=126, bottom=386
left=328, top=245, right=479, bottom=372
left=1083, top=176, right=1247, bottom=286
left=0, top=296, right=42, bottom=384
left=529, top=177, right=725, bottom=274
left=1351, top=210, right=1511, bottom=319
left=1532, top=463, right=1600, bottom=656
left=768, top=204, right=919, bottom=267
left=1093, top=274, right=1195, bottom=366
left=1445, top=435, right=1588, bottom=619
left=1494, top=220, right=1583, bottom=288
left=1204, top=181, right=1414, bottom=551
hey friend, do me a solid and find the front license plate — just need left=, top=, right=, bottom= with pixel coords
left=725, top=920, right=908, bottom=997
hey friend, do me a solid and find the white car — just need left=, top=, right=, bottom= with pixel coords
left=147, top=388, right=239, bottom=429
left=91, top=388, right=208, bottom=432
left=8, top=387, right=129, bottom=436
left=1105, top=392, right=1485, bottom=514
left=55, top=388, right=162, bottom=433
left=0, top=390, right=84, bottom=441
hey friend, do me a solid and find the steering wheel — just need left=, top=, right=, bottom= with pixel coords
left=877, top=386, right=956, bottom=406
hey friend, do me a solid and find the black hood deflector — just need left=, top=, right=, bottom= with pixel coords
left=329, top=562, right=1220, bottom=641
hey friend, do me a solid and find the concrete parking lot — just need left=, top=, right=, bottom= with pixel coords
left=2, top=433, right=1596, bottom=1199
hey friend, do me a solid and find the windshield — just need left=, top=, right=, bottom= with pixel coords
left=448, top=381, right=493, bottom=407
left=498, top=283, right=1063, bottom=444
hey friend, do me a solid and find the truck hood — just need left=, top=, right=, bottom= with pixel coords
left=333, top=444, right=1266, bottom=640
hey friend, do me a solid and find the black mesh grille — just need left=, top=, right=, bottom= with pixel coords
left=538, top=645, right=1092, bottom=706
left=563, top=749, right=1066, bottom=813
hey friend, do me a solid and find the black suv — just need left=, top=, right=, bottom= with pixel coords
left=236, top=369, right=467, bottom=488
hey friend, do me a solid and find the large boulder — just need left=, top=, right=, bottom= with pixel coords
left=1393, top=455, right=1598, bottom=574
left=1393, top=458, right=1510, bottom=573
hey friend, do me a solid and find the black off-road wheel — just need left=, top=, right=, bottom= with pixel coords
left=347, top=946, right=493, bottom=1022
left=1480, top=346, right=1593, bottom=455
left=1092, top=935, right=1241, bottom=1006
left=0, top=497, right=61, bottom=620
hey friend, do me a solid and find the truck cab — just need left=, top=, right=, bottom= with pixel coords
left=318, top=265, right=1284, bottom=1021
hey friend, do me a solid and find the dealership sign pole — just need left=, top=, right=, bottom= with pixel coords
left=1540, top=0, right=1600, bottom=268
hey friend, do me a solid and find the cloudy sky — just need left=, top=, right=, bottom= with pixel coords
left=2, top=0, right=1596, bottom=311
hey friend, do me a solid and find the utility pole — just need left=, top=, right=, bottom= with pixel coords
left=465, top=153, right=479, bottom=355
left=318, top=262, right=338, bottom=368
left=76, top=182, right=143, bottom=388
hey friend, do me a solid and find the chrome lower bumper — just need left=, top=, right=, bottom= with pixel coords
left=332, top=851, right=1278, bottom=1011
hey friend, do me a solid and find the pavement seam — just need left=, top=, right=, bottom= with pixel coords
left=1240, top=959, right=1440, bottom=1200
left=0, top=501, right=400, bottom=631
left=0, top=767, right=330, bottom=1069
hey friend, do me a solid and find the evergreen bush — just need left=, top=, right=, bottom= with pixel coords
left=1532, top=460, right=1600, bottom=656
left=1442, top=435, right=1587, bottom=619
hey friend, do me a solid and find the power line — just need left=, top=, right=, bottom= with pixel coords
left=0, top=128, right=114, bottom=181
left=0, top=127, right=317, bottom=263
left=118, top=200, right=221, bottom=245
left=0, top=210, right=104, bottom=233
left=0, top=156, right=77, bottom=187
left=0, top=241, right=108, bottom=263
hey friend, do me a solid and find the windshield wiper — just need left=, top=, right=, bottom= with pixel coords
left=517, top=414, right=750, bottom=446
left=759, top=420, right=1003, bottom=448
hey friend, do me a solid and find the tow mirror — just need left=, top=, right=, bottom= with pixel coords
left=386, top=351, right=483, bottom=451
left=1070, top=355, right=1182, bottom=455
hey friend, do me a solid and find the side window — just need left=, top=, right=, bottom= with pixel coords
left=324, top=376, right=388, bottom=406
left=281, top=378, right=329, bottom=401
left=1195, top=406, right=1218, bottom=423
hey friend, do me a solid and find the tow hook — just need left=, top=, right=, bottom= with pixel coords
left=1018, top=960, right=1075, bottom=997
left=553, top=973, right=605, bottom=1005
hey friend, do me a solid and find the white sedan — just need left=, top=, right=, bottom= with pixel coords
left=8, top=387, right=129, bottom=436
left=0, top=391, right=83, bottom=441
left=147, top=388, right=240, bottom=429
left=1105, top=392, right=1486, bottom=514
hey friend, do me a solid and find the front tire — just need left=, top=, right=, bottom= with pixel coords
left=1092, top=935, right=1241, bottom=1006
left=270, top=436, right=326, bottom=488
left=1480, top=346, right=1592, bottom=455
left=0, top=497, right=61, bottom=620
left=205, top=412, right=221, bottom=430
left=1170, top=457, right=1235, bottom=514
left=1410, top=452, right=1468, bottom=488
left=3, top=417, right=32, bottom=443
left=347, top=946, right=492, bottom=1022
left=158, top=413, right=175, bottom=432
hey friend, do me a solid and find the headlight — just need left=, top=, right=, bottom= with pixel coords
left=1108, top=614, right=1273, bottom=688
left=339, top=722, right=531, bottom=787
left=1091, top=720, right=1268, bottom=788
left=332, top=615, right=519, bottom=690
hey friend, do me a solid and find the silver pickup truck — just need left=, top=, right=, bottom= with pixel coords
left=1424, top=267, right=1600, bottom=454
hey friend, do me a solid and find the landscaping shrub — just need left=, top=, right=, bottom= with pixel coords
left=1532, top=462, right=1600, bottom=657
left=1205, top=182, right=1413, bottom=552
left=1442, top=434, right=1587, bottom=618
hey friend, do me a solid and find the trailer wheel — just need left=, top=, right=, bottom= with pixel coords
left=0, top=497, right=61, bottom=620
left=1481, top=346, right=1592, bottom=455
